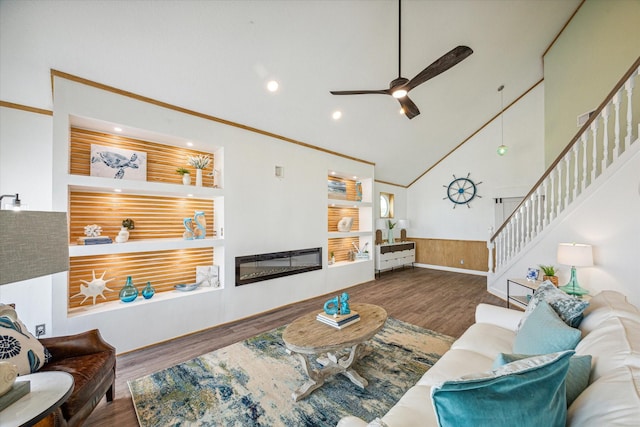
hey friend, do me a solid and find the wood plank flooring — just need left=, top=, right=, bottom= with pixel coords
left=85, top=267, right=504, bottom=426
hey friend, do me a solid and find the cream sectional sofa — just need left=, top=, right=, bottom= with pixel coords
left=337, top=290, right=640, bottom=427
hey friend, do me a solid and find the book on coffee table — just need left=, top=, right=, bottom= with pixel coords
left=316, top=311, right=360, bottom=329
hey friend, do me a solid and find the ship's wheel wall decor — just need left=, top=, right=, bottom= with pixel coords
left=443, top=173, right=482, bottom=208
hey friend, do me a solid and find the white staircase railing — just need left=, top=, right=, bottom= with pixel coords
left=488, top=56, right=640, bottom=275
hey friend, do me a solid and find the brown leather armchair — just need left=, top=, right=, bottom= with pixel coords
left=39, top=329, right=116, bottom=427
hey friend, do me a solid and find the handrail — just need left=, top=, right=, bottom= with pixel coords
left=490, top=55, right=640, bottom=243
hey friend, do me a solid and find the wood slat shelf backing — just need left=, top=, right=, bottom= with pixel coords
left=70, top=127, right=215, bottom=187
left=328, top=237, right=364, bottom=262
left=328, top=207, right=360, bottom=232
left=328, top=177, right=360, bottom=201
left=69, top=192, right=214, bottom=242
left=68, top=247, right=214, bottom=310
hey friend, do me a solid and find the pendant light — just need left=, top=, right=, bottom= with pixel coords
left=497, top=85, right=508, bottom=156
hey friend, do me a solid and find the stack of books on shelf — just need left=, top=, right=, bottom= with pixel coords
left=77, top=236, right=113, bottom=245
left=316, top=310, right=360, bottom=329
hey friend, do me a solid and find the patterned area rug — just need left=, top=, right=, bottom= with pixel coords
left=128, top=317, right=454, bottom=426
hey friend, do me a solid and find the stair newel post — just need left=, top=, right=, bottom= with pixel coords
left=613, top=88, right=622, bottom=159
left=624, top=74, right=636, bottom=148
left=601, top=104, right=610, bottom=171
left=581, top=132, right=589, bottom=191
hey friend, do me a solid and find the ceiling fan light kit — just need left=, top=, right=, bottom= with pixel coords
left=330, top=0, right=473, bottom=119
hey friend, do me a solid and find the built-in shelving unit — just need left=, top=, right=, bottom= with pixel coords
left=326, top=172, right=373, bottom=269
left=62, top=122, right=224, bottom=313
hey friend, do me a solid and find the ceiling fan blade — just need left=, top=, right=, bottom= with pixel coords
left=398, top=96, right=420, bottom=119
left=406, top=45, right=473, bottom=91
left=330, top=89, right=390, bottom=96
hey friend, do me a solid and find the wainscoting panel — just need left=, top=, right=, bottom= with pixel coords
left=409, top=238, right=488, bottom=272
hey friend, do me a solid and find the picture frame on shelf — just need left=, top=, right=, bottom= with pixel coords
left=197, top=265, right=219, bottom=288
left=526, top=267, right=539, bottom=281
left=327, top=179, right=347, bottom=199
left=90, top=144, right=147, bottom=181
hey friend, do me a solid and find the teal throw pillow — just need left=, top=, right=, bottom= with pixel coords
left=514, top=300, right=581, bottom=354
left=519, top=282, right=589, bottom=329
left=493, top=353, right=592, bottom=406
left=431, top=350, right=573, bottom=427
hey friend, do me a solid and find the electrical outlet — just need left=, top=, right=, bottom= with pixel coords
left=460, top=259, right=464, bottom=265
left=35, top=324, right=46, bottom=337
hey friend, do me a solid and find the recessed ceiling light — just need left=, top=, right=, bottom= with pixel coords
left=114, top=127, right=123, bottom=132
left=332, top=111, right=342, bottom=120
left=267, top=80, right=279, bottom=92
left=187, top=194, right=194, bottom=197
left=353, top=176, right=358, bottom=180
left=114, top=188, right=122, bottom=192
left=331, top=171, right=336, bottom=175
left=186, top=142, right=194, bottom=147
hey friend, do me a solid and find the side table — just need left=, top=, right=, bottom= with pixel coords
left=0, top=371, right=74, bottom=427
left=506, top=278, right=542, bottom=309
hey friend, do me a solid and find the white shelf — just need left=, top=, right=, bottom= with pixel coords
left=67, top=285, right=223, bottom=318
left=327, top=231, right=372, bottom=238
left=67, top=174, right=223, bottom=198
left=328, top=258, right=372, bottom=269
left=69, top=237, right=223, bottom=257
left=327, top=198, right=372, bottom=208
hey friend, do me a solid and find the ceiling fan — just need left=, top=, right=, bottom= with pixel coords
left=330, top=0, right=473, bottom=119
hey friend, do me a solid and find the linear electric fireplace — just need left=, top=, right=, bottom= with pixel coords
left=235, top=247, right=323, bottom=286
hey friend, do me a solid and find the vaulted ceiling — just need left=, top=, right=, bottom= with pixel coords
left=0, top=0, right=582, bottom=186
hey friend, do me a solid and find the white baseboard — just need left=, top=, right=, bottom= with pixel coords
left=414, top=263, right=488, bottom=277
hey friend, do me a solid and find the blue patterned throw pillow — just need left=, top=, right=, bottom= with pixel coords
left=0, top=312, right=50, bottom=375
left=519, top=282, right=589, bottom=329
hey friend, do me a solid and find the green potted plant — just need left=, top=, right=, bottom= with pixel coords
left=329, top=251, right=335, bottom=265
left=176, top=167, right=191, bottom=185
left=116, top=219, right=135, bottom=243
left=387, top=220, right=397, bottom=243
left=539, top=264, right=559, bottom=286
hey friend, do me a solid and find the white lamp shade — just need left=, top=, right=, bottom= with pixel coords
left=376, top=219, right=388, bottom=230
left=397, top=219, right=410, bottom=229
left=557, top=243, right=593, bottom=267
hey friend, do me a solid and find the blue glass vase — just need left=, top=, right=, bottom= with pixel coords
left=119, top=276, right=139, bottom=303
left=142, top=281, right=155, bottom=299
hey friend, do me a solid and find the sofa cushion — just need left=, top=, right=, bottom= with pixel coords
left=0, top=306, right=50, bottom=375
left=579, top=291, right=640, bottom=335
left=567, top=365, right=640, bottom=427
left=514, top=300, right=581, bottom=354
left=519, top=282, right=589, bottom=329
left=575, top=316, right=640, bottom=381
left=450, top=322, right=516, bottom=359
left=419, top=349, right=494, bottom=387
left=382, top=384, right=438, bottom=427
left=431, top=350, right=573, bottom=427
left=493, top=353, right=592, bottom=406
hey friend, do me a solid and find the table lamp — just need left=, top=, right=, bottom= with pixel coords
left=397, top=219, right=410, bottom=241
left=557, top=242, right=593, bottom=296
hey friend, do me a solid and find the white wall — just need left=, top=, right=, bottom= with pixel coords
left=407, top=84, right=545, bottom=244
left=0, top=107, right=56, bottom=332
left=374, top=182, right=408, bottom=242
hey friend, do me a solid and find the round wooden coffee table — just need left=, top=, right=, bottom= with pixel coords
left=282, top=303, right=387, bottom=401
